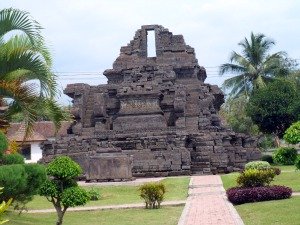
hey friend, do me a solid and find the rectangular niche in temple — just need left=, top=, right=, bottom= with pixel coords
left=147, top=30, right=156, bottom=57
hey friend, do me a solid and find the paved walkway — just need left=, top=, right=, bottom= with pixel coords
left=178, top=175, right=244, bottom=225
left=27, top=200, right=186, bottom=214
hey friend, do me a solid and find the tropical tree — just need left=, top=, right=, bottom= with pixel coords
left=0, top=8, right=69, bottom=136
left=219, top=32, right=292, bottom=98
left=246, top=79, right=300, bottom=141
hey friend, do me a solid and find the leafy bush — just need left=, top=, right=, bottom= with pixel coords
left=295, top=155, right=300, bottom=170
left=0, top=131, right=8, bottom=156
left=245, top=161, right=271, bottom=170
left=284, top=121, right=300, bottom=144
left=139, top=183, right=166, bottom=209
left=273, top=147, right=297, bottom=165
left=2, top=153, right=24, bottom=165
left=237, top=169, right=275, bottom=187
left=227, top=185, right=292, bottom=205
left=261, top=155, right=274, bottom=164
left=61, top=187, right=89, bottom=207
left=87, top=188, right=101, bottom=201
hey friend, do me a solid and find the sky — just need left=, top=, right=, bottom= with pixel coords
left=2, top=0, right=300, bottom=105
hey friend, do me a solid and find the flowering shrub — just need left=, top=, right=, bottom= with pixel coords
left=273, top=147, right=297, bottom=165
left=245, top=161, right=271, bottom=170
left=227, top=185, right=292, bottom=205
left=237, top=169, right=275, bottom=187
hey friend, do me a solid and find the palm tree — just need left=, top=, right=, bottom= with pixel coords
left=0, top=8, right=69, bottom=137
left=219, top=32, right=290, bottom=98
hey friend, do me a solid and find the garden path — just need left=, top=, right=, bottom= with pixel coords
left=177, top=175, right=244, bottom=225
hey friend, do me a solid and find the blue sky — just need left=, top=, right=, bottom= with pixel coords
left=2, top=0, right=300, bottom=104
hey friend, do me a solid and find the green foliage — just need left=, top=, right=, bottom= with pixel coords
left=237, top=169, right=275, bottom=187
left=245, top=161, right=271, bottom=170
left=2, top=153, right=24, bottom=165
left=39, top=179, right=58, bottom=197
left=40, top=156, right=88, bottom=225
left=0, top=163, right=46, bottom=211
left=259, top=135, right=276, bottom=150
left=46, top=156, right=82, bottom=179
left=61, top=187, right=89, bottom=207
left=0, top=164, right=27, bottom=202
left=23, top=164, right=47, bottom=197
left=273, top=147, right=297, bottom=165
left=139, top=183, right=166, bottom=209
left=87, top=188, right=101, bottom=201
left=0, top=132, right=8, bottom=156
left=0, top=8, right=70, bottom=137
left=294, top=155, right=300, bottom=170
left=261, top=155, right=274, bottom=164
left=284, top=121, right=300, bottom=144
left=0, top=188, right=12, bottom=224
left=247, top=80, right=300, bottom=137
left=219, top=95, right=259, bottom=135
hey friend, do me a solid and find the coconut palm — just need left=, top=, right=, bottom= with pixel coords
left=0, top=8, right=69, bottom=136
left=219, top=32, right=290, bottom=98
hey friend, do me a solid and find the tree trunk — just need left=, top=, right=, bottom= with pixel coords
left=55, top=206, right=66, bottom=225
left=56, top=209, right=63, bottom=225
left=274, top=135, right=281, bottom=148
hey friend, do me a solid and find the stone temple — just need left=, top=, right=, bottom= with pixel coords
left=42, top=25, right=260, bottom=181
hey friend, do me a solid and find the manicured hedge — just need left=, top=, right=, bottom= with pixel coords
left=226, top=185, right=292, bottom=205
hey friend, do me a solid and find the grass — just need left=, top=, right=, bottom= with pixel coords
left=26, top=177, right=190, bottom=210
left=236, top=196, right=300, bottom=225
left=6, top=206, right=183, bottom=225
left=221, top=165, right=300, bottom=191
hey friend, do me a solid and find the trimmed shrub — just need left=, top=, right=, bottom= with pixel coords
left=245, top=161, right=271, bottom=170
left=0, top=164, right=27, bottom=201
left=0, top=163, right=46, bottom=205
left=227, top=185, right=292, bottom=205
left=261, top=155, right=274, bottom=164
left=237, top=169, right=275, bottom=187
left=139, top=182, right=166, bottom=209
left=2, top=153, right=25, bottom=165
left=39, top=156, right=89, bottom=225
left=0, top=131, right=8, bottom=156
left=61, top=187, right=89, bottom=207
left=46, top=156, right=82, bottom=179
left=284, top=121, right=300, bottom=144
left=273, top=147, right=297, bottom=165
left=87, top=188, right=101, bottom=201
left=295, top=155, right=300, bottom=170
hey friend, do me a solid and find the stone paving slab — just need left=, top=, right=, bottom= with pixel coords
left=178, top=175, right=244, bottom=225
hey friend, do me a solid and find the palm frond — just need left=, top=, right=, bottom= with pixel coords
left=0, top=8, right=43, bottom=45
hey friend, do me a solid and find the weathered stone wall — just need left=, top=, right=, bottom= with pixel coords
left=42, top=25, right=260, bottom=180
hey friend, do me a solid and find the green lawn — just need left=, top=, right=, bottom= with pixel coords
left=26, top=177, right=190, bottom=210
left=221, top=166, right=300, bottom=191
left=6, top=206, right=183, bottom=225
left=236, top=197, right=300, bottom=225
